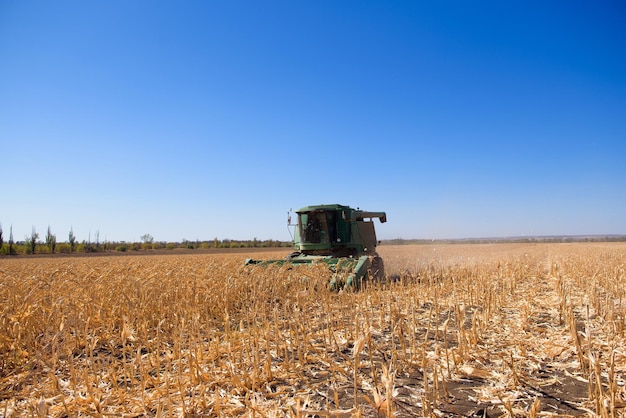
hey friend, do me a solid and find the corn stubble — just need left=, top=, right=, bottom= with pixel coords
left=1, top=243, right=625, bottom=417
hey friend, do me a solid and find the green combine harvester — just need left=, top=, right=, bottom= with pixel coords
left=245, top=204, right=387, bottom=290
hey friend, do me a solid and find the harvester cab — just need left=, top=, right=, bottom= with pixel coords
left=246, top=204, right=387, bottom=290
left=293, top=205, right=386, bottom=257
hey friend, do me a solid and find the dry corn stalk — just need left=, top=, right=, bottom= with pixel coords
left=0, top=243, right=624, bottom=417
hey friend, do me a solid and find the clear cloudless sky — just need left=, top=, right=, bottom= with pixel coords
left=1, top=1, right=625, bottom=243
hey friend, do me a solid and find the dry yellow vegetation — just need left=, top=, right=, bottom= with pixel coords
left=1, top=243, right=625, bottom=417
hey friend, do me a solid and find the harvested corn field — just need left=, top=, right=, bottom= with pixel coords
left=1, top=243, right=625, bottom=417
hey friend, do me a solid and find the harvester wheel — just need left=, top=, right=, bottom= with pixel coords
left=369, top=256, right=385, bottom=284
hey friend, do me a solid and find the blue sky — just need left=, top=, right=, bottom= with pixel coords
left=1, top=1, right=624, bottom=242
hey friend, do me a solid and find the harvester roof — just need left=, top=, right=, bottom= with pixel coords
left=296, top=204, right=350, bottom=212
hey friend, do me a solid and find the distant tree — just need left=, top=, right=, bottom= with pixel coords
left=8, top=226, right=14, bottom=255
left=213, top=237, right=219, bottom=248
left=95, top=230, right=100, bottom=250
left=69, top=227, right=76, bottom=253
left=140, top=234, right=154, bottom=250
left=181, top=238, right=196, bottom=249
left=140, top=234, right=154, bottom=244
left=27, top=227, right=39, bottom=254
left=0, top=223, right=3, bottom=251
left=45, top=225, right=57, bottom=254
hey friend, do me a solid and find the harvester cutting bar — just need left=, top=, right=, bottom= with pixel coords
left=244, top=255, right=370, bottom=290
left=244, top=255, right=357, bottom=270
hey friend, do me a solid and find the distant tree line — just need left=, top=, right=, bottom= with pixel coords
left=0, top=224, right=291, bottom=255
left=381, top=235, right=626, bottom=245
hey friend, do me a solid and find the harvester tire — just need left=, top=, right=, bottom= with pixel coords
left=369, top=256, right=385, bottom=284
